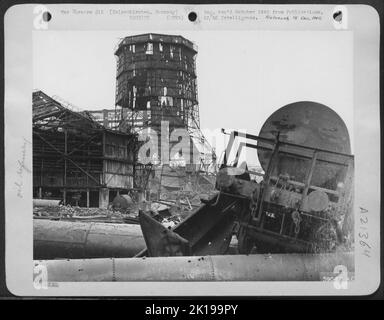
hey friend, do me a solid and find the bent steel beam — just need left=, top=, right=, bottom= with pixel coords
left=35, top=253, right=353, bottom=282
left=33, top=199, right=61, bottom=207
left=136, top=193, right=240, bottom=257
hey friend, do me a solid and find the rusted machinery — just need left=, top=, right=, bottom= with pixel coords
left=138, top=101, right=354, bottom=256
left=35, top=252, right=354, bottom=281
left=221, top=101, right=354, bottom=254
left=34, top=220, right=146, bottom=259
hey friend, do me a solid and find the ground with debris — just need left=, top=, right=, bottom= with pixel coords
left=33, top=168, right=217, bottom=227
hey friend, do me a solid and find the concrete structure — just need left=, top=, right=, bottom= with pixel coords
left=115, top=33, right=199, bottom=130
left=114, top=33, right=213, bottom=169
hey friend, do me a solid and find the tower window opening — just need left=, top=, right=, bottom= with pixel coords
left=146, top=43, right=153, bottom=55
left=170, top=46, right=174, bottom=58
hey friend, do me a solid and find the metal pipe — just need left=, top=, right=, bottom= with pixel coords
left=35, top=253, right=353, bottom=282
left=33, top=199, right=61, bottom=207
left=34, top=220, right=145, bottom=260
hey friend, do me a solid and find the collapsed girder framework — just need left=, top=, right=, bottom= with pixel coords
left=33, top=90, right=141, bottom=207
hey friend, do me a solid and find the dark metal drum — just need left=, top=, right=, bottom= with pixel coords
left=257, top=101, right=351, bottom=189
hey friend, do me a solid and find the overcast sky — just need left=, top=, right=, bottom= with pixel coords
left=33, top=30, right=353, bottom=163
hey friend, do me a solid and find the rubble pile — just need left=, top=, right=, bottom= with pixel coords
left=33, top=197, right=190, bottom=227
left=33, top=167, right=218, bottom=230
left=33, top=204, right=139, bottom=223
left=147, top=165, right=218, bottom=207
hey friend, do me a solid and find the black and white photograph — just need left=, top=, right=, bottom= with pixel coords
left=3, top=3, right=381, bottom=296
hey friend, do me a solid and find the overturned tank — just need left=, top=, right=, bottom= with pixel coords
left=217, top=101, right=354, bottom=254
left=132, top=101, right=354, bottom=258
left=257, top=101, right=351, bottom=190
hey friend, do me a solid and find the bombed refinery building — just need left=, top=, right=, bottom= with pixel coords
left=32, top=91, right=141, bottom=209
left=33, top=34, right=210, bottom=209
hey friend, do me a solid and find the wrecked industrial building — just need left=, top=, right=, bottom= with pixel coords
left=33, top=90, right=141, bottom=209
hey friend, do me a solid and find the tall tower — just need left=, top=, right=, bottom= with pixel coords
left=115, top=33, right=199, bottom=132
left=114, top=33, right=213, bottom=169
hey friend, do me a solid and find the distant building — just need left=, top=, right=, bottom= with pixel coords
left=86, top=109, right=122, bottom=130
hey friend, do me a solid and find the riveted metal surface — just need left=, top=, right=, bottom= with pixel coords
left=38, top=253, right=353, bottom=282
left=34, top=220, right=146, bottom=259
left=258, top=101, right=351, bottom=188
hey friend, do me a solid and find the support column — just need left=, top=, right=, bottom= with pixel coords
left=160, top=120, right=169, bottom=165
left=63, top=129, right=68, bottom=205
left=99, top=188, right=109, bottom=209
left=38, top=187, right=42, bottom=199
left=86, top=189, right=90, bottom=208
left=102, top=132, right=106, bottom=185
left=40, top=158, right=44, bottom=189
left=103, top=109, right=109, bottom=128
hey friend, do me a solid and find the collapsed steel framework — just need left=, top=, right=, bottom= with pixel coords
left=32, top=90, right=143, bottom=208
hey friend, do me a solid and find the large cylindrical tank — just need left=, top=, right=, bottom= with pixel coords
left=257, top=101, right=351, bottom=189
left=34, top=220, right=145, bottom=259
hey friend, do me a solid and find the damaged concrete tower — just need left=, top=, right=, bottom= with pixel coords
left=114, top=33, right=203, bottom=167
left=115, top=33, right=199, bottom=130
